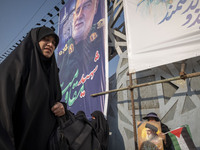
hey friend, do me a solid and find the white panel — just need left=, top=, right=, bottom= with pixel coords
left=123, top=0, right=200, bottom=73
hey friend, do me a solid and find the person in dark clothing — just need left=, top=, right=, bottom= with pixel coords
left=76, top=110, right=86, bottom=117
left=143, top=112, right=174, bottom=150
left=91, top=111, right=109, bottom=150
left=0, top=26, right=66, bottom=150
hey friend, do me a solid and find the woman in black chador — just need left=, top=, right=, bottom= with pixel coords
left=0, top=26, right=66, bottom=150
left=91, top=111, right=109, bottom=150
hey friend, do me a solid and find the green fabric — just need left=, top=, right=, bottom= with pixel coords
left=168, top=132, right=181, bottom=150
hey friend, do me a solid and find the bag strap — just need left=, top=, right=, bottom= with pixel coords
left=66, top=110, right=76, bottom=122
left=57, top=110, right=76, bottom=129
left=57, top=116, right=66, bottom=129
left=71, top=124, right=92, bottom=150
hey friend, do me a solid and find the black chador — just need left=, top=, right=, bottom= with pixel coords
left=0, top=27, right=61, bottom=150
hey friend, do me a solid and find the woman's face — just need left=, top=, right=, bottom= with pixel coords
left=39, top=35, right=56, bottom=58
left=148, top=117, right=156, bottom=122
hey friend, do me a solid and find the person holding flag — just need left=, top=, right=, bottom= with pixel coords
left=143, top=112, right=174, bottom=150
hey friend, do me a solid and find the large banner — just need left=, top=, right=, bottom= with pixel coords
left=123, top=0, right=200, bottom=73
left=57, top=0, right=108, bottom=118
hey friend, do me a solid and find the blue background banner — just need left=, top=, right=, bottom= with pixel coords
left=57, top=0, right=107, bottom=118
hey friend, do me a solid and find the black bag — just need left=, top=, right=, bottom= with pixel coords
left=49, top=125, right=69, bottom=150
left=49, top=110, right=101, bottom=150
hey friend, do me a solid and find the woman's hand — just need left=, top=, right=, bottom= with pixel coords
left=158, top=132, right=166, bottom=144
left=51, top=102, right=65, bottom=117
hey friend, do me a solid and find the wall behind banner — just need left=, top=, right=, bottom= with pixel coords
left=107, top=51, right=200, bottom=150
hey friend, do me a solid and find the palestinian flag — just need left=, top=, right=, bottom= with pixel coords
left=168, top=125, right=197, bottom=150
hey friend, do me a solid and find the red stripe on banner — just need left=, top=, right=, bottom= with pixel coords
left=170, top=127, right=183, bottom=138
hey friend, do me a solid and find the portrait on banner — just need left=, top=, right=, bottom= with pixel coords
left=57, top=0, right=108, bottom=118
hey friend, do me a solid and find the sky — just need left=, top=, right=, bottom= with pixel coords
left=0, top=0, right=119, bottom=77
left=0, top=0, right=62, bottom=53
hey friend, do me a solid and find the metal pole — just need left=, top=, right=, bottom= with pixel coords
left=129, top=73, right=138, bottom=150
left=180, top=62, right=186, bottom=79
left=91, top=72, right=200, bottom=97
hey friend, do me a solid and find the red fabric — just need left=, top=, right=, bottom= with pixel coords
left=170, top=127, right=183, bottom=138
